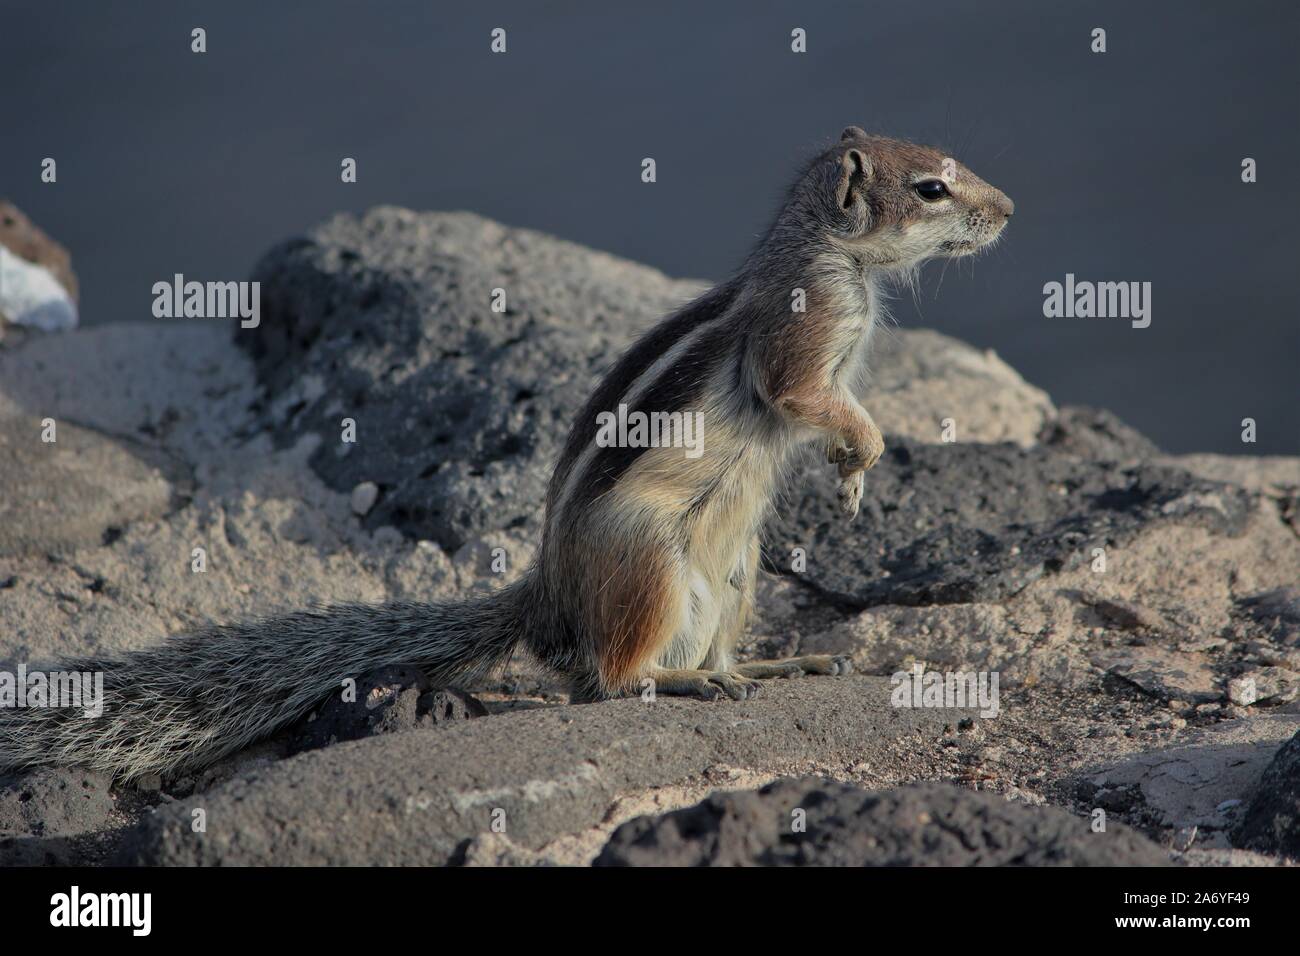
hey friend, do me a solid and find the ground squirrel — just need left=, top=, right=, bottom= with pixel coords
left=0, top=128, right=1013, bottom=779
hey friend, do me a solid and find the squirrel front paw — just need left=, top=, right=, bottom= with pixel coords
left=828, top=425, right=885, bottom=478
left=836, top=471, right=864, bottom=519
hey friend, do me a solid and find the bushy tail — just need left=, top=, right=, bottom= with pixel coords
left=0, top=580, right=529, bottom=781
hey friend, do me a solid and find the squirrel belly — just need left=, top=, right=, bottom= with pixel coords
left=0, top=128, right=1012, bottom=779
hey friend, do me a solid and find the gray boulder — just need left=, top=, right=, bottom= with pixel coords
left=765, top=433, right=1251, bottom=609
left=242, top=208, right=702, bottom=551
left=1233, top=728, right=1300, bottom=859
left=595, top=778, right=1171, bottom=866
left=0, top=414, right=180, bottom=559
left=287, top=665, right=486, bottom=755
left=116, top=676, right=973, bottom=866
left=1037, top=405, right=1161, bottom=461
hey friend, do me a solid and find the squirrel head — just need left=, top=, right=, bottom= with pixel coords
left=807, top=126, right=1014, bottom=269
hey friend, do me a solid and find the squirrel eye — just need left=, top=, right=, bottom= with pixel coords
left=914, top=180, right=949, bottom=202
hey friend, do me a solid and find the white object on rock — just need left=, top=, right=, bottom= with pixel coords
left=1226, top=676, right=1258, bottom=706
left=350, top=481, right=379, bottom=516
left=0, top=245, right=78, bottom=331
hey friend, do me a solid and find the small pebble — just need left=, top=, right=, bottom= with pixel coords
left=350, top=481, right=379, bottom=516
left=1227, top=676, right=1258, bottom=706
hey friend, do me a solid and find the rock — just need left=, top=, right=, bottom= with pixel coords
left=0, top=247, right=77, bottom=332
left=0, top=322, right=452, bottom=670
left=1092, top=646, right=1219, bottom=704
left=1080, top=595, right=1172, bottom=633
left=287, top=666, right=486, bottom=755
left=800, top=496, right=1300, bottom=691
left=288, top=665, right=429, bottom=753
left=1236, top=588, right=1300, bottom=647
left=349, top=480, right=379, bottom=516
left=0, top=834, right=87, bottom=866
left=459, top=831, right=551, bottom=867
left=117, top=676, right=978, bottom=865
left=1179, top=846, right=1286, bottom=867
left=594, top=778, right=1170, bottom=866
left=0, top=203, right=78, bottom=335
left=865, top=330, right=1055, bottom=447
left=1233, top=666, right=1298, bottom=705
left=0, top=203, right=78, bottom=333
left=0, top=202, right=78, bottom=301
left=0, top=414, right=177, bottom=559
left=1233, top=728, right=1300, bottom=858
left=1038, top=406, right=1160, bottom=461
left=0, top=322, right=256, bottom=471
left=1166, top=455, right=1300, bottom=497
left=1243, top=640, right=1300, bottom=670
left=802, top=601, right=1042, bottom=681
left=1227, top=676, right=1258, bottom=706
left=240, top=209, right=702, bottom=551
left=0, top=767, right=115, bottom=837
left=1086, top=714, right=1300, bottom=838
left=417, top=687, right=488, bottom=725
left=766, top=436, right=1252, bottom=610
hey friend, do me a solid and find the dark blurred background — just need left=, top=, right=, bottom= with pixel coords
left=3, top=0, right=1296, bottom=454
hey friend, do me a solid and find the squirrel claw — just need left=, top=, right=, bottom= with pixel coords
left=709, top=672, right=763, bottom=700
left=836, top=472, right=864, bottom=519
left=827, top=437, right=850, bottom=465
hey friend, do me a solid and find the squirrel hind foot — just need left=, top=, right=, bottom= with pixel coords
left=647, top=668, right=763, bottom=701
left=735, top=655, right=855, bottom=678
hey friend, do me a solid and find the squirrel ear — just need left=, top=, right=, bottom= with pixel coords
left=841, top=126, right=867, bottom=142
left=835, top=147, right=872, bottom=212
